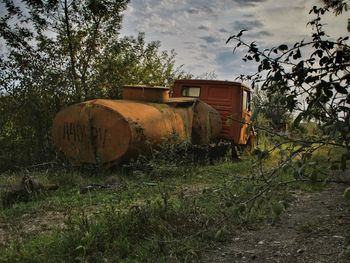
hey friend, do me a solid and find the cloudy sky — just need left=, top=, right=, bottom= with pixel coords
left=120, top=0, right=349, bottom=80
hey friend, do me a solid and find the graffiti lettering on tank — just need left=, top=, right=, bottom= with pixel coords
left=63, top=122, right=86, bottom=142
left=63, top=122, right=109, bottom=147
left=90, top=126, right=109, bottom=146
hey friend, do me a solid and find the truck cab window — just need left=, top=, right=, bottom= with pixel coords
left=242, top=90, right=250, bottom=111
left=181, top=86, right=200, bottom=97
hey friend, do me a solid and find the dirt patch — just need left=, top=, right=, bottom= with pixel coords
left=202, top=183, right=350, bottom=263
left=0, top=211, right=65, bottom=247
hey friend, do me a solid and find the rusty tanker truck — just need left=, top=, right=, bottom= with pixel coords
left=52, top=79, right=254, bottom=166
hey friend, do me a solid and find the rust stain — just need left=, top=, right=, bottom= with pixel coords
left=172, top=80, right=253, bottom=145
left=123, top=85, right=170, bottom=103
left=52, top=99, right=221, bottom=165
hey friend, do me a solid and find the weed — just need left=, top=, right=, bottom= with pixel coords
left=299, top=223, right=321, bottom=234
left=0, top=144, right=337, bottom=262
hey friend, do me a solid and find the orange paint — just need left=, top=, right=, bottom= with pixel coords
left=172, top=80, right=253, bottom=145
left=52, top=80, right=252, bottom=165
left=52, top=94, right=222, bottom=165
left=123, top=85, right=170, bottom=103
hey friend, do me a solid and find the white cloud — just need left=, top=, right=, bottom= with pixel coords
left=121, top=0, right=349, bottom=80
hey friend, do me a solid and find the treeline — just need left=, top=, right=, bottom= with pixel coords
left=0, top=0, right=190, bottom=171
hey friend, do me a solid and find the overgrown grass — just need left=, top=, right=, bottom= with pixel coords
left=0, top=142, right=345, bottom=262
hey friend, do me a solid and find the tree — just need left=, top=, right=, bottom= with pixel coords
left=227, top=4, right=350, bottom=179
left=0, top=0, right=189, bottom=171
left=252, top=83, right=293, bottom=132
left=1, top=0, right=130, bottom=100
left=322, top=0, right=350, bottom=15
left=94, top=33, right=191, bottom=98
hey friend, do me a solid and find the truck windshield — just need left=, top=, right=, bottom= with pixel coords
left=181, top=86, right=200, bottom=97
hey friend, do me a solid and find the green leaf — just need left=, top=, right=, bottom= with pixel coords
left=292, top=49, right=301, bottom=60
left=334, top=84, right=348, bottom=94
left=319, top=56, right=329, bottom=66
left=254, top=54, right=260, bottom=62
left=237, top=29, right=247, bottom=38
left=215, top=229, right=223, bottom=240
left=341, top=152, right=349, bottom=171
left=316, top=50, right=323, bottom=58
left=262, top=58, right=271, bottom=70
left=335, top=50, right=344, bottom=63
left=310, top=171, right=318, bottom=183
left=278, top=44, right=288, bottom=51
left=343, top=187, right=350, bottom=201
left=226, top=35, right=235, bottom=44
left=272, top=202, right=284, bottom=216
left=293, top=113, right=303, bottom=127
left=238, top=203, right=246, bottom=213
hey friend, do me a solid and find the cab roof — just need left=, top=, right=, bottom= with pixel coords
left=174, top=79, right=250, bottom=91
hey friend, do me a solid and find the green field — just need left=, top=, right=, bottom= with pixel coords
left=1, top=145, right=340, bottom=263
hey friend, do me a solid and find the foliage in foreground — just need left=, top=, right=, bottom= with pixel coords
left=0, top=153, right=307, bottom=263
left=1, top=134, right=342, bottom=263
left=227, top=3, right=350, bottom=175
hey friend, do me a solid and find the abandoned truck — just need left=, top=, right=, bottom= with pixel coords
left=52, top=79, right=254, bottom=165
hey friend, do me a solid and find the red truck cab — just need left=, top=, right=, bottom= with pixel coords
left=172, top=79, right=253, bottom=146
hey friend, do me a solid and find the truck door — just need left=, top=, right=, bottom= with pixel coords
left=239, top=89, right=252, bottom=145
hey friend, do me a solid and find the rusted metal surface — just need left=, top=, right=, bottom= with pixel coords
left=52, top=97, right=222, bottom=165
left=166, top=97, right=198, bottom=106
left=192, top=100, right=222, bottom=145
left=52, top=101, right=132, bottom=164
left=123, top=85, right=170, bottom=103
left=172, top=79, right=252, bottom=145
left=238, top=108, right=252, bottom=145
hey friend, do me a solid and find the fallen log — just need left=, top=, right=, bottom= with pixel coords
left=1, top=174, right=59, bottom=208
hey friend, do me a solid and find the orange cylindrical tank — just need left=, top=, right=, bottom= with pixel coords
left=52, top=98, right=222, bottom=165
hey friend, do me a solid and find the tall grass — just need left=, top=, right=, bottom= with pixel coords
left=0, top=135, right=342, bottom=262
